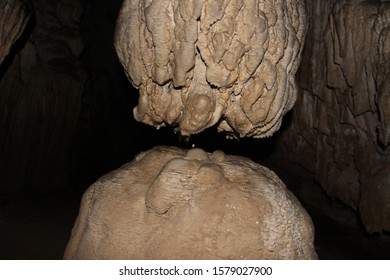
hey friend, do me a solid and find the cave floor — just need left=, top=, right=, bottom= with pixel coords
left=0, top=179, right=390, bottom=260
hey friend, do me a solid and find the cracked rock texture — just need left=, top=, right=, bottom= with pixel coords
left=277, top=0, right=390, bottom=234
left=114, top=0, right=308, bottom=138
left=0, top=0, right=30, bottom=65
left=64, top=146, right=317, bottom=260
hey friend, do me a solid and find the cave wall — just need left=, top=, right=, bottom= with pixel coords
left=0, top=0, right=30, bottom=65
left=0, top=0, right=88, bottom=194
left=0, top=0, right=162, bottom=194
left=277, top=0, right=390, bottom=234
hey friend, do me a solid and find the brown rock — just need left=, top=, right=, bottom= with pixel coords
left=64, top=146, right=317, bottom=259
left=276, top=0, right=390, bottom=234
left=0, top=0, right=30, bottom=65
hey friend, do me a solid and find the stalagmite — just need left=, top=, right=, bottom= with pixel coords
left=64, top=146, right=317, bottom=259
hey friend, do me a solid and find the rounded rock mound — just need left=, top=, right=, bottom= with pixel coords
left=64, top=146, right=317, bottom=259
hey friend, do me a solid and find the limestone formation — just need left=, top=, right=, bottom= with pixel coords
left=64, top=146, right=317, bottom=259
left=0, top=0, right=30, bottom=65
left=277, top=0, right=390, bottom=234
left=114, top=0, right=307, bottom=138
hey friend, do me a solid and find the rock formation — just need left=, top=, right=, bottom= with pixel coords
left=114, top=0, right=307, bottom=138
left=277, top=0, right=390, bottom=234
left=1, top=0, right=389, bottom=257
left=64, top=146, right=317, bottom=259
left=0, top=0, right=30, bottom=65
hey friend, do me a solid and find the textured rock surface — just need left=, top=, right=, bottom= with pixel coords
left=277, top=0, right=390, bottom=234
left=0, top=0, right=30, bottom=65
left=114, top=0, right=308, bottom=138
left=64, top=146, right=317, bottom=259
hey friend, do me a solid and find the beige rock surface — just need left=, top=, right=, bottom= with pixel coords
left=114, top=0, right=307, bottom=138
left=64, top=146, right=317, bottom=259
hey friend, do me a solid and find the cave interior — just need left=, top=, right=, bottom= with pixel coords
left=1, top=0, right=390, bottom=259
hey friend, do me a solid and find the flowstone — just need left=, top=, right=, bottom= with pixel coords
left=114, top=0, right=307, bottom=138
